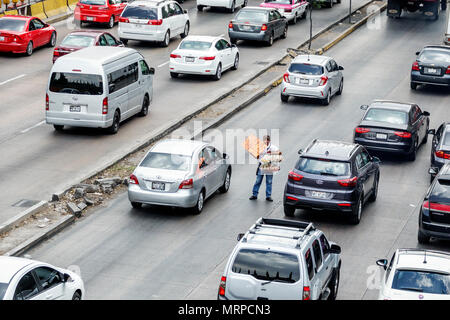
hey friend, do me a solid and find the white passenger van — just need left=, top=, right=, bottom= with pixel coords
left=46, top=46, right=154, bottom=134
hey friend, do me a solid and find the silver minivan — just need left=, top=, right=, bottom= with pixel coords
left=46, top=46, right=154, bottom=133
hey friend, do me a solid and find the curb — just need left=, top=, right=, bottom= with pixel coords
left=0, top=201, right=48, bottom=236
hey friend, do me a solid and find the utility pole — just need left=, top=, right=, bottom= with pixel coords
left=349, top=0, right=353, bottom=24
left=308, top=0, right=313, bottom=50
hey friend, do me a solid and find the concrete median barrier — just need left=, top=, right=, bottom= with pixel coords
left=30, top=1, right=47, bottom=19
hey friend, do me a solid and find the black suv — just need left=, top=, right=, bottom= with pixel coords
left=418, top=163, right=450, bottom=244
left=428, top=122, right=450, bottom=182
left=283, top=140, right=380, bottom=224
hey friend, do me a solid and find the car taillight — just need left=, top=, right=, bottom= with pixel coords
left=319, top=76, right=328, bottom=86
left=288, top=170, right=303, bottom=182
left=261, top=24, right=268, bottom=31
left=218, top=276, right=226, bottom=297
left=45, top=94, right=49, bottom=111
left=283, top=72, right=290, bottom=83
left=435, top=150, right=450, bottom=159
left=412, top=61, right=419, bottom=71
left=228, top=21, right=233, bottom=29
left=284, top=8, right=291, bottom=12
left=355, top=127, right=370, bottom=134
left=119, top=17, right=129, bottom=23
left=129, top=174, right=139, bottom=185
left=199, top=56, right=215, bottom=60
left=303, top=286, right=310, bottom=300
left=170, top=53, right=181, bottom=58
left=179, top=178, right=193, bottom=189
left=102, top=97, right=108, bottom=115
left=148, top=19, right=163, bottom=25
left=446, top=66, right=450, bottom=74
left=423, top=200, right=450, bottom=212
left=394, top=131, right=411, bottom=138
left=53, top=48, right=60, bottom=57
left=338, top=176, right=357, bottom=187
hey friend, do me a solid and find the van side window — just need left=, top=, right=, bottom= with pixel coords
left=305, top=249, right=315, bottom=280
left=108, top=62, right=138, bottom=94
left=140, top=60, right=151, bottom=75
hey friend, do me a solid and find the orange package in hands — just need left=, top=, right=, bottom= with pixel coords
left=242, top=135, right=266, bottom=159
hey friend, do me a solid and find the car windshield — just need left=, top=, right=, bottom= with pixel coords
left=0, top=18, right=26, bottom=31
left=140, top=152, right=191, bottom=171
left=49, top=73, right=103, bottom=95
left=364, top=108, right=408, bottom=125
left=265, top=0, right=292, bottom=4
left=419, top=49, right=450, bottom=63
left=235, top=10, right=267, bottom=23
left=289, top=63, right=324, bottom=75
left=392, top=269, right=450, bottom=295
left=430, top=178, right=450, bottom=203
left=61, top=35, right=96, bottom=47
left=232, top=249, right=300, bottom=283
left=297, top=157, right=350, bottom=176
left=80, top=0, right=106, bottom=5
left=121, top=6, right=158, bottom=20
left=179, top=41, right=212, bottom=51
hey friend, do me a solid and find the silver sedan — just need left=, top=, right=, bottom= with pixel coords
left=128, top=139, right=232, bottom=214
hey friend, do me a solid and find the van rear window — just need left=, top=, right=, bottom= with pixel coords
left=49, top=72, right=103, bottom=95
left=231, top=249, right=300, bottom=283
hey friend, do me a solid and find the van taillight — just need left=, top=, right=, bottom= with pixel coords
left=102, top=97, right=108, bottom=115
left=129, top=174, right=139, bottom=185
left=148, top=19, right=163, bottom=25
left=303, top=286, right=310, bottom=300
left=218, top=276, right=226, bottom=297
left=119, top=17, right=129, bottom=23
left=45, top=94, right=49, bottom=111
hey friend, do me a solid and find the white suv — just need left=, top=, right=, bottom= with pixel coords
left=118, top=0, right=190, bottom=47
left=197, top=0, right=247, bottom=13
left=218, top=218, right=342, bottom=300
left=377, top=249, right=450, bottom=300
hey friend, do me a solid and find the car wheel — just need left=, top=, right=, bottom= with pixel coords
left=369, top=174, right=379, bottom=202
left=181, top=22, right=189, bottom=38
left=281, top=25, right=288, bottom=39
left=72, top=291, right=81, bottom=300
left=139, top=95, right=149, bottom=117
left=410, top=81, right=418, bottom=90
left=108, top=110, right=120, bottom=134
left=337, top=79, right=343, bottom=95
left=197, top=5, right=204, bottom=11
left=284, top=204, right=295, bottom=217
left=131, top=202, right=142, bottom=209
left=25, top=41, right=33, bottom=56
left=120, top=38, right=128, bottom=45
left=192, top=190, right=205, bottom=215
left=418, top=229, right=430, bottom=244
left=108, top=15, right=115, bottom=29
left=162, top=30, right=170, bottom=47
left=328, top=266, right=340, bottom=300
left=213, top=63, right=222, bottom=81
left=231, top=53, right=239, bottom=70
left=170, top=72, right=179, bottom=78
left=321, top=89, right=331, bottom=105
left=219, top=168, right=231, bottom=193
left=408, top=138, right=418, bottom=161
left=53, top=125, right=64, bottom=131
left=349, top=196, right=362, bottom=224
left=48, top=32, right=57, bottom=47
left=229, top=1, right=235, bottom=13
left=266, top=32, right=274, bottom=46
left=281, top=93, right=289, bottom=103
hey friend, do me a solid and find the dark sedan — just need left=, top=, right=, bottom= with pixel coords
left=228, top=7, right=288, bottom=46
left=428, top=122, right=450, bottom=182
left=353, top=100, right=430, bottom=161
left=410, top=45, right=450, bottom=90
left=52, top=30, right=123, bottom=63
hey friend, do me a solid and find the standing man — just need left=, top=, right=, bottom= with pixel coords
left=249, top=135, right=280, bottom=202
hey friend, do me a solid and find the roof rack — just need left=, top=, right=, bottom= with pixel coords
left=243, top=218, right=315, bottom=248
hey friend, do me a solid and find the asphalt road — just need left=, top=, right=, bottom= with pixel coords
left=0, top=0, right=372, bottom=224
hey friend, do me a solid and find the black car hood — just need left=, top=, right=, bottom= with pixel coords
left=359, top=120, right=408, bottom=131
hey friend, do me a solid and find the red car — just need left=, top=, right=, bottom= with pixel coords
left=74, top=0, right=127, bottom=29
left=0, top=15, right=56, bottom=56
left=52, top=30, right=124, bottom=63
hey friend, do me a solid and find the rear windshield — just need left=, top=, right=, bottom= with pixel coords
left=265, top=0, right=292, bottom=4
left=235, top=10, right=267, bottom=23
left=80, top=0, right=106, bottom=4
left=121, top=6, right=158, bottom=20
left=392, top=270, right=450, bottom=295
left=0, top=283, right=7, bottom=300
left=289, top=63, right=324, bottom=75
left=0, top=18, right=26, bottom=31
left=49, top=72, right=103, bottom=95
left=364, top=108, right=408, bottom=125
left=430, top=179, right=450, bottom=203
left=140, top=152, right=191, bottom=171
left=297, top=157, right=350, bottom=176
left=179, top=41, right=212, bottom=51
left=232, top=249, right=300, bottom=283
left=61, top=35, right=95, bottom=47
left=419, top=49, right=450, bottom=63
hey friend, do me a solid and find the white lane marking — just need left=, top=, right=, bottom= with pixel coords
left=158, top=61, right=170, bottom=68
left=21, top=120, right=46, bottom=134
left=0, top=74, right=26, bottom=86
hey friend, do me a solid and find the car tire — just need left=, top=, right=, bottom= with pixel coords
left=120, top=38, right=128, bottom=45
left=108, top=110, right=120, bottom=134
left=229, top=1, right=235, bottom=13
left=281, top=25, right=288, bottom=39
left=197, top=5, right=204, bottom=11
left=138, top=95, right=149, bottom=117
left=410, top=81, right=418, bottom=90
left=349, top=196, right=362, bottom=225
left=213, top=63, right=222, bottom=81
left=281, top=93, right=289, bottom=103
left=336, top=79, right=343, bottom=95
left=48, top=32, right=57, bottom=47
left=328, top=266, right=340, bottom=300
left=266, top=32, right=274, bottom=46
left=72, top=291, right=82, bottom=300
left=162, top=30, right=170, bottom=47
left=408, top=138, right=418, bottom=161
left=25, top=41, right=33, bottom=56
left=231, top=53, right=239, bottom=70
left=53, top=124, right=64, bottom=131
left=170, top=72, right=179, bottom=78
left=368, top=174, right=379, bottom=202
left=418, top=229, right=430, bottom=244
left=284, top=204, right=295, bottom=217
left=192, top=190, right=205, bottom=215
left=219, top=168, right=231, bottom=193
left=108, top=15, right=115, bottom=29
left=321, top=89, right=331, bottom=105
left=181, top=22, right=189, bottom=38
left=131, top=202, right=142, bottom=209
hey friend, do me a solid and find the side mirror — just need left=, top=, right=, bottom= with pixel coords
left=429, top=167, right=438, bottom=175
left=372, top=156, right=381, bottom=164
left=298, top=149, right=303, bottom=154
left=376, top=259, right=388, bottom=270
left=63, top=273, right=72, bottom=283
left=415, top=51, right=420, bottom=55
left=427, top=129, right=436, bottom=135
left=329, top=244, right=341, bottom=254
left=338, top=66, right=344, bottom=70
left=183, top=9, right=188, bottom=14
left=223, top=152, right=229, bottom=159
left=149, top=67, right=155, bottom=75
left=360, top=105, right=369, bottom=110
left=237, top=233, right=245, bottom=241
left=422, top=111, right=430, bottom=117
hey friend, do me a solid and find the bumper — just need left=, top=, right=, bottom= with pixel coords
left=284, top=192, right=354, bottom=213
left=420, top=221, right=450, bottom=240
left=46, top=112, right=112, bottom=128
left=228, top=30, right=268, bottom=42
left=75, top=12, right=111, bottom=23
left=354, top=137, right=412, bottom=154
left=0, top=42, right=27, bottom=54
left=281, top=81, right=328, bottom=99
left=169, top=60, right=217, bottom=75
left=128, top=184, right=198, bottom=208
left=118, top=28, right=165, bottom=42
left=411, top=72, right=450, bottom=87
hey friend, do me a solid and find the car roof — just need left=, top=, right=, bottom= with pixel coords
left=0, top=256, right=35, bottom=283
left=303, top=139, right=358, bottom=161
left=182, top=35, right=220, bottom=43
left=369, top=100, right=414, bottom=112
left=0, top=15, right=32, bottom=21
left=240, top=6, right=272, bottom=11
left=150, top=139, right=207, bottom=156
left=292, top=54, right=330, bottom=65
left=65, top=30, right=106, bottom=37
left=396, top=249, right=450, bottom=274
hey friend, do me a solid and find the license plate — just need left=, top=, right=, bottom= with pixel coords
left=242, top=25, right=251, bottom=31
left=70, top=105, right=81, bottom=112
left=376, top=133, right=387, bottom=140
left=86, top=16, right=94, bottom=21
left=152, top=182, right=165, bottom=190
left=425, top=68, right=438, bottom=74
left=0, top=36, right=4, bottom=42
left=311, top=191, right=327, bottom=199
left=185, top=57, right=195, bottom=62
